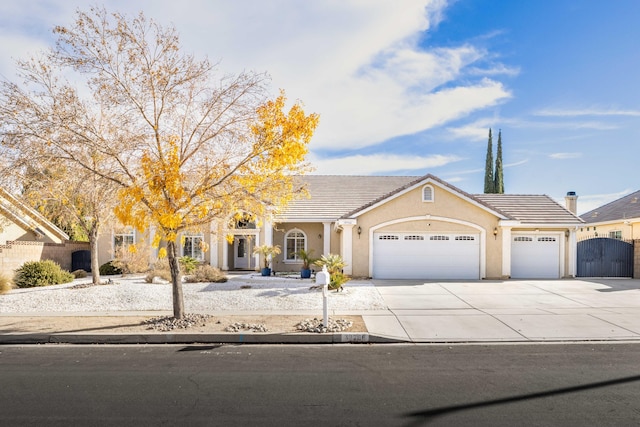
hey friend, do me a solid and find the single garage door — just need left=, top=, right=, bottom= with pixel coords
left=511, top=235, right=560, bottom=279
left=372, top=232, right=480, bottom=279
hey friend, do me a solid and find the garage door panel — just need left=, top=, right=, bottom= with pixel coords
left=511, top=235, right=560, bottom=279
left=373, top=233, right=480, bottom=279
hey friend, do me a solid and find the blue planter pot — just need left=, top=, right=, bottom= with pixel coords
left=301, top=268, right=312, bottom=279
left=261, top=267, right=271, bottom=277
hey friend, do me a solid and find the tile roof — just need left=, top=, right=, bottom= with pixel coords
left=275, top=175, right=418, bottom=221
left=475, top=194, right=583, bottom=225
left=275, top=175, right=583, bottom=225
left=580, top=190, right=640, bottom=223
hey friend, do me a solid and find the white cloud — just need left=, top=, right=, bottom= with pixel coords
left=504, top=159, right=528, bottom=168
left=119, top=1, right=511, bottom=150
left=309, top=153, right=462, bottom=175
left=534, top=108, right=640, bottom=117
left=549, top=152, right=582, bottom=159
left=0, top=0, right=513, bottom=155
left=446, top=118, right=501, bottom=140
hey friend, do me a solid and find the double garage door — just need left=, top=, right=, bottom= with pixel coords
left=372, top=232, right=480, bottom=279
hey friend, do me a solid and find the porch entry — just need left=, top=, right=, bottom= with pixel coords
left=233, top=235, right=254, bottom=270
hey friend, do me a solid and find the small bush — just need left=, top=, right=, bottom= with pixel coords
left=329, top=272, right=350, bottom=291
left=179, top=256, right=199, bottom=274
left=185, top=265, right=227, bottom=283
left=145, top=258, right=171, bottom=283
left=72, top=269, right=88, bottom=279
left=99, top=261, right=122, bottom=276
left=111, top=242, right=150, bottom=274
left=0, top=273, right=13, bottom=294
left=14, top=260, right=75, bottom=288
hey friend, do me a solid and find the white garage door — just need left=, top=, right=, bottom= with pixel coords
left=511, top=235, right=560, bottom=279
left=372, top=233, right=480, bottom=279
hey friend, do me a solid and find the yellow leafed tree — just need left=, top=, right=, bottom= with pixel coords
left=0, top=7, right=318, bottom=318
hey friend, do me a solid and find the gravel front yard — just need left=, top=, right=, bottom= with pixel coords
left=0, top=273, right=387, bottom=313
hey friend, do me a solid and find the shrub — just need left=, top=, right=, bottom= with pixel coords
left=99, top=261, right=123, bottom=276
left=0, top=273, right=13, bottom=294
left=185, top=265, right=227, bottom=283
left=315, top=253, right=350, bottom=290
left=72, top=269, right=88, bottom=279
left=328, top=272, right=349, bottom=291
left=179, top=256, right=199, bottom=274
left=111, top=242, right=150, bottom=274
left=14, top=260, right=74, bottom=288
left=145, top=258, right=171, bottom=283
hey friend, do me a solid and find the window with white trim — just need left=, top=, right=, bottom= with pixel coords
left=422, top=185, right=434, bottom=202
left=114, top=228, right=135, bottom=252
left=285, top=230, right=306, bottom=261
left=609, top=230, right=622, bottom=240
left=183, top=232, right=205, bottom=260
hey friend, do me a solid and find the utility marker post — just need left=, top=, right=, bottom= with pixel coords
left=316, top=265, right=330, bottom=328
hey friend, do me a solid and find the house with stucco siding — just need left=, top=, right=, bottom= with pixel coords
left=0, top=187, right=89, bottom=275
left=99, top=174, right=584, bottom=280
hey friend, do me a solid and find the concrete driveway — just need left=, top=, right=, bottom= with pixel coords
left=362, top=278, right=640, bottom=343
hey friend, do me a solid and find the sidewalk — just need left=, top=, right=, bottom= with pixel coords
left=1, top=278, right=640, bottom=344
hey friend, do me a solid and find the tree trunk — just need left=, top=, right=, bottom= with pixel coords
left=89, top=225, right=101, bottom=286
left=167, top=240, right=185, bottom=319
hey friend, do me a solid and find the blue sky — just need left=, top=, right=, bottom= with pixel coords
left=1, top=1, right=639, bottom=214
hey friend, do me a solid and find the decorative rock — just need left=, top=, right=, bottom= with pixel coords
left=225, top=322, right=269, bottom=333
left=295, top=317, right=353, bottom=333
left=144, top=313, right=212, bottom=331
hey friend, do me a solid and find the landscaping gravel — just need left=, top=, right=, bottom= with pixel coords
left=0, top=273, right=387, bottom=313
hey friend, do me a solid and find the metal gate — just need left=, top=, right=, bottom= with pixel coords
left=577, top=237, right=633, bottom=277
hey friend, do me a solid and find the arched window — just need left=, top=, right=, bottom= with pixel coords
left=285, top=229, right=306, bottom=261
left=422, top=185, right=434, bottom=202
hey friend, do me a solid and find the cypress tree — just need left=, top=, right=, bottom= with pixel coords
left=484, top=128, right=494, bottom=193
left=494, top=129, right=504, bottom=194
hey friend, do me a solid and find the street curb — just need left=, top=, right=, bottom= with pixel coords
left=0, top=332, right=406, bottom=345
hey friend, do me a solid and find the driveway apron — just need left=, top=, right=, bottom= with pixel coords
left=363, top=279, right=640, bottom=343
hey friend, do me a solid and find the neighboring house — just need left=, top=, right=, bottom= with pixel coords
left=578, top=190, right=640, bottom=240
left=0, top=187, right=88, bottom=275
left=99, top=174, right=584, bottom=280
left=0, top=187, right=69, bottom=245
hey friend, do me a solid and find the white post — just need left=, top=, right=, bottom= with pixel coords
left=340, top=223, right=354, bottom=275
left=501, top=226, right=512, bottom=278
left=264, top=219, right=273, bottom=246
left=222, top=236, right=229, bottom=271
left=567, top=229, right=577, bottom=277
left=253, top=233, right=260, bottom=271
left=322, top=222, right=331, bottom=256
left=209, top=221, right=218, bottom=268
left=316, top=265, right=330, bottom=327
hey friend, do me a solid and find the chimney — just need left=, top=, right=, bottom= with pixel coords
left=565, top=191, right=578, bottom=214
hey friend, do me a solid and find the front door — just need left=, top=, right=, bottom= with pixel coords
left=233, top=236, right=252, bottom=269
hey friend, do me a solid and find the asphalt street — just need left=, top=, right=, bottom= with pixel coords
left=1, top=343, right=639, bottom=426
